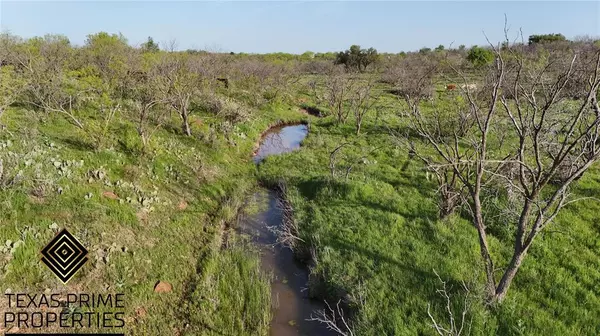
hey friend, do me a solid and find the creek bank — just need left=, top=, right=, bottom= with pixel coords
left=239, top=123, right=335, bottom=336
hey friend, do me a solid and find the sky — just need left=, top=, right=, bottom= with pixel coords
left=1, top=1, right=599, bottom=53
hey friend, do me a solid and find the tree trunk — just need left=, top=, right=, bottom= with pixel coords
left=472, top=195, right=496, bottom=299
left=181, top=108, right=191, bottom=136
left=494, top=246, right=528, bottom=302
left=492, top=197, right=535, bottom=302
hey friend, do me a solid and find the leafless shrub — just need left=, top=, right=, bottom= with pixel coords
left=217, top=97, right=251, bottom=124
left=300, top=60, right=336, bottom=74
left=307, top=300, right=355, bottom=336
left=126, top=53, right=170, bottom=151
left=227, top=59, right=299, bottom=104
left=309, top=67, right=356, bottom=123
left=329, top=141, right=381, bottom=180
left=427, top=270, right=473, bottom=336
left=194, top=91, right=222, bottom=114
left=274, top=181, right=304, bottom=251
left=160, top=53, right=202, bottom=136
left=349, top=77, right=379, bottom=135
left=382, top=53, right=438, bottom=102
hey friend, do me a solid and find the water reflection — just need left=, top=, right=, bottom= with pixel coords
left=253, top=124, right=309, bottom=163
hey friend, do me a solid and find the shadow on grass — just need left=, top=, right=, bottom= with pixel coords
left=305, top=231, right=468, bottom=332
left=59, top=137, right=96, bottom=151
left=116, top=139, right=143, bottom=158
left=300, top=104, right=324, bottom=117
left=295, top=176, right=438, bottom=222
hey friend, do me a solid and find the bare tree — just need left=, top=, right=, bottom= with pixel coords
left=349, top=77, right=378, bottom=135
left=161, top=38, right=179, bottom=53
left=0, top=65, right=26, bottom=120
left=310, top=67, right=355, bottom=123
left=128, top=53, right=170, bottom=151
left=15, top=35, right=87, bottom=128
left=228, top=59, right=299, bottom=106
left=383, top=53, right=438, bottom=102
left=162, top=54, right=202, bottom=136
left=387, top=52, right=465, bottom=219
left=405, top=32, right=600, bottom=303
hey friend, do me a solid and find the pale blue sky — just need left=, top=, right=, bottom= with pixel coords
left=1, top=1, right=599, bottom=53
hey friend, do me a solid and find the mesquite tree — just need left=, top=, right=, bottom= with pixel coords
left=163, top=54, right=201, bottom=136
left=405, top=38, right=600, bottom=302
left=0, top=66, right=26, bottom=120
left=0, top=34, right=27, bottom=120
left=20, top=35, right=88, bottom=129
left=349, top=78, right=378, bottom=135
left=309, top=68, right=355, bottom=123
left=128, top=52, right=170, bottom=151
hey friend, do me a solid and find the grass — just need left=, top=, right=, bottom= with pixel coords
left=2, top=76, right=599, bottom=335
left=257, top=90, right=600, bottom=335
left=0, top=100, right=305, bottom=335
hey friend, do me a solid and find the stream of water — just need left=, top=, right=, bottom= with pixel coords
left=239, top=123, right=335, bottom=336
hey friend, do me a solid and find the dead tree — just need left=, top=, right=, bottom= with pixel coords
left=310, top=68, right=355, bottom=124
left=350, top=78, right=379, bottom=135
left=405, top=32, right=600, bottom=303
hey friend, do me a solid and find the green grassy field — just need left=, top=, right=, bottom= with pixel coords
left=0, top=101, right=308, bottom=335
left=257, top=89, right=600, bottom=335
left=2, top=70, right=599, bottom=335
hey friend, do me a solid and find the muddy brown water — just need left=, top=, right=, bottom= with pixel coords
left=240, top=124, right=336, bottom=336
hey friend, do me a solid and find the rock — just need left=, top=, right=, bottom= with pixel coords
left=102, top=191, right=119, bottom=200
left=135, top=306, right=147, bottom=318
left=178, top=200, right=188, bottom=210
left=154, top=281, right=172, bottom=293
